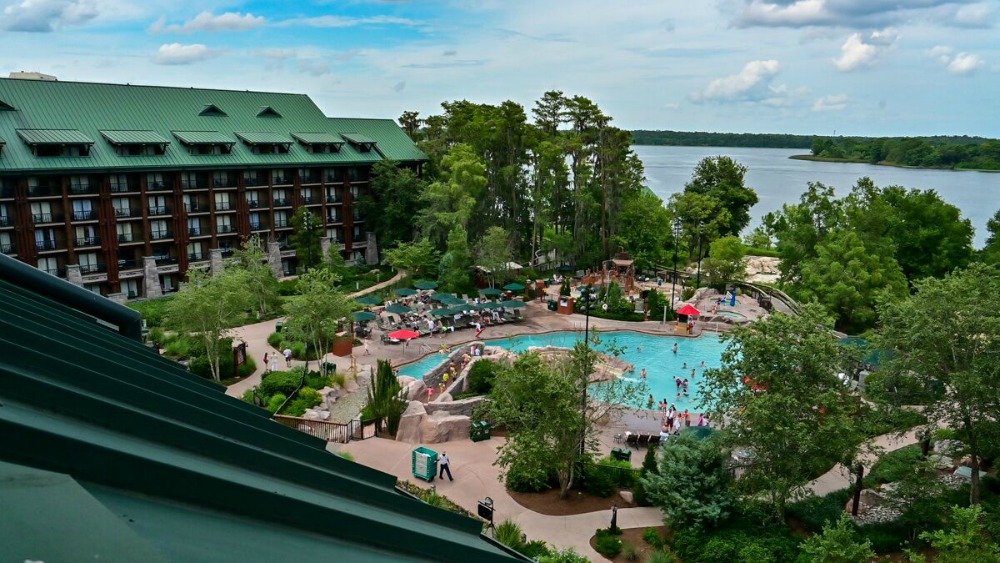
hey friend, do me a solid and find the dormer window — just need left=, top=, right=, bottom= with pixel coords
left=18, top=129, right=94, bottom=157
left=291, top=132, right=344, bottom=154
left=199, top=104, right=228, bottom=117
left=256, top=106, right=282, bottom=118
left=172, top=131, right=235, bottom=156
left=101, top=130, right=170, bottom=156
left=340, top=133, right=377, bottom=154
left=235, top=132, right=292, bottom=155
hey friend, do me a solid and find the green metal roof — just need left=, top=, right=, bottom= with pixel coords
left=101, top=130, right=172, bottom=145
left=0, top=78, right=425, bottom=173
left=17, top=128, right=94, bottom=145
left=235, top=131, right=293, bottom=145
left=292, top=131, right=344, bottom=145
left=0, top=253, right=522, bottom=563
left=341, top=132, right=378, bottom=145
left=172, top=130, right=236, bottom=145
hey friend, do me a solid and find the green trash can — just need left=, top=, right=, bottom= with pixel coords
left=547, top=300, right=558, bottom=311
left=611, top=447, right=632, bottom=462
left=411, top=446, right=438, bottom=482
left=275, top=321, right=284, bottom=333
left=470, top=420, right=491, bottom=442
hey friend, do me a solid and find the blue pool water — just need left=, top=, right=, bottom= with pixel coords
left=398, top=331, right=728, bottom=412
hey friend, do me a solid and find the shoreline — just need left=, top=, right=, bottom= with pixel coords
left=788, top=153, right=1000, bottom=173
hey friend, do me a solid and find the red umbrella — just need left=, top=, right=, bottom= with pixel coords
left=388, top=329, right=420, bottom=340
left=676, top=304, right=701, bottom=317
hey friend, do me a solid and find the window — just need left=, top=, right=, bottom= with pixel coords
left=273, top=189, right=287, bottom=206
left=214, top=192, right=231, bottom=211
left=146, top=173, right=166, bottom=190
left=0, top=232, right=13, bottom=254
left=187, top=218, right=201, bottom=236
left=213, top=171, right=233, bottom=187
left=69, top=175, right=93, bottom=194
left=161, top=275, right=175, bottom=293
left=112, top=198, right=131, bottom=218
left=216, top=215, right=233, bottom=233
left=325, top=187, right=340, bottom=203
left=183, top=194, right=203, bottom=213
left=30, top=202, right=53, bottom=223
left=353, top=225, right=362, bottom=238
left=0, top=204, right=9, bottom=227
left=326, top=228, right=341, bottom=242
left=351, top=250, right=365, bottom=263
left=117, top=223, right=134, bottom=243
left=78, top=252, right=100, bottom=273
left=148, top=195, right=168, bottom=216
left=122, top=279, right=140, bottom=299
left=301, top=188, right=315, bottom=204
left=75, top=225, right=98, bottom=246
left=249, top=212, right=262, bottom=230
left=350, top=186, right=360, bottom=199
left=347, top=167, right=362, bottom=182
left=187, top=241, right=204, bottom=261
left=326, top=168, right=343, bottom=183
left=246, top=190, right=261, bottom=208
left=115, top=144, right=164, bottom=157
left=72, top=199, right=95, bottom=221
left=181, top=172, right=200, bottom=190
left=110, top=174, right=133, bottom=193
left=243, top=170, right=265, bottom=186
left=274, top=210, right=289, bottom=228
left=37, top=256, right=60, bottom=275
left=150, top=220, right=169, bottom=240
left=272, top=169, right=290, bottom=185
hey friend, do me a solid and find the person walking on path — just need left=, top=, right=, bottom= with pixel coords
left=363, top=338, right=370, bottom=356
left=263, top=353, right=270, bottom=374
left=269, top=353, right=279, bottom=373
left=283, top=347, right=292, bottom=367
left=438, top=452, right=453, bottom=481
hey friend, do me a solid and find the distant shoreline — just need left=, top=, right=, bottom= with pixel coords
left=789, top=154, right=1000, bottom=173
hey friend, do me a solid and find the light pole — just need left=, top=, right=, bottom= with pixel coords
left=695, top=221, right=704, bottom=288
left=668, top=219, right=682, bottom=322
left=578, top=284, right=593, bottom=456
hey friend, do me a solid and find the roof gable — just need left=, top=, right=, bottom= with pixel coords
left=199, top=104, right=228, bottom=117
left=256, top=106, right=282, bottom=118
left=0, top=99, right=14, bottom=111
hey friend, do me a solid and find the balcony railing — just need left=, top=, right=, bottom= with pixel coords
left=0, top=186, right=15, bottom=198
left=327, top=215, right=342, bottom=223
left=110, top=182, right=139, bottom=193
left=250, top=223, right=270, bottom=231
left=215, top=202, right=233, bottom=211
left=301, top=174, right=320, bottom=185
left=220, top=248, right=235, bottom=257
left=326, top=172, right=343, bottom=183
left=272, top=176, right=291, bottom=185
left=75, top=236, right=101, bottom=247
left=188, top=252, right=207, bottom=261
left=273, top=198, right=290, bottom=207
left=118, top=233, right=137, bottom=243
left=243, top=175, right=264, bottom=187
left=216, top=224, right=235, bottom=234
left=69, top=183, right=98, bottom=195
left=152, top=255, right=178, bottom=265
left=188, top=227, right=204, bottom=236
left=302, top=196, right=318, bottom=205
left=0, top=242, right=14, bottom=253
left=148, top=206, right=169, bottom=216
left=214, top=178, right=237, bottom=188
left=36, top=240, right=62, bottom=251
left=326, top=195, right=341, bottom=204
left=115, top=207, right=141, bottom=218
left=184, top=202, right=208, bottom=213
left=28, top=186, right=61, bottom=197
left=0, top=216, right=11, bottom=227
left=181, top=180, right=208, bottom=190
left=247, top=200, right=262, bottom=209
left=72, top=210, right=98, bottom=221
left=147, top=181, right=171, bottom=192
left=118, top=259, right=140, bottom=270
left=43, top=267, right=67, bottom=277
left=274, top=219, right=290, bottom=228
left=32, top=213, right=62, bottom=224
left=150, top=230, right=173, bottom=241
left=80, top=263, right=106, bottom=274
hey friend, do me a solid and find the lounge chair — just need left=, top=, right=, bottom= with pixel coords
left=637, top=434, right=649, bottom=448
left=625, top=433, right=638, bottom=448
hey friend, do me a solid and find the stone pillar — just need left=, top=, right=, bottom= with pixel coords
left=143, top=256, right=163, bottom=299
left=320, top=237, right=332, bottom=261
left=365, top=232, right=379, bottom=266
left=107, top=292, right=128, bottom=305
left=65, top=264, right=83, bottom=287
left=266, top=241, right=283, bottom=279
left=209, top=248, right=224, bottom=276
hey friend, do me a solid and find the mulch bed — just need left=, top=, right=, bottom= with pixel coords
left=589, top=526, right=669, bottom=562
left=509, top=487, right=635, bottom=516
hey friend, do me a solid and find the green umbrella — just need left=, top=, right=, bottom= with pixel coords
left=452, top=303, right=477, bottom=312
left=355, top=296, right=381, bottom=305
left=430, top=308, right=455, bottom=317
left=385, top=304, right=412, bottom=314
left=394, top=288, right=417, bottom=297
left=475, top=302, right=500, bottom=311
left=480, top=287, right=502, bottom=297
left=500, top=300, right=526, bottom=308
left=431, top=293, right=455, bottom=302
left=681, top=426, right=717, bottom=441
left=413, top=281, right=438, bottom=290
left=352, top=311, right=377, bottom=321
left=502, top=282, right=526, bottom=292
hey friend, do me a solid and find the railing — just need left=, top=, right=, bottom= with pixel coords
left=0, top=242, right=14, bottom=253
left=115, top=208, right=140, bottom=218
left=250, top=223, right=270, bottom=231
left=274, top=219, right=290, bottom=228
left=69, top=183, right=98, bottom=195
left=302, top=196, right=318, bottom=205
left=80, top=263, right=106, bottom=274
left=327, top=215, right=342, bottom=223
left=184, top=202, right=208, bottom=212
left=272, top=416, right=373, bottom=443
left=220, top=248, right=235, bottom=257
left=42, top=267, right=67, bottom=277
left=0, top=216, right=11, bottom=227
left=110, top=183, right=138, bottom=193
left=72, top=210, right=97, bottom=221
left=118, top=259, right=140, bottom=270
left=216, top=224, right=235, bottom=234
left=75, top=236, right=101, bottom=247
left=272, top=176, right=291, bottom=185
left=273, top=198, right=290, bottom=206
left=300, top=175, right=320, bottom=185
left=326, top=195, right=341, bottom=203
left=150, top=230, right=173, bottom=240
left=181, top=181, right=208, bottom=190
left=0, top=186, right=15, bottom=198
left=118, top=233, right=137, bottom=243
left=28, top=186, right=61, bottom=197
left=247, top=200, right=261, bottom=208
left=243, top=175, right=264, bottom=187
left=326, top=172, right=343, bottom=183
left=148, top=206, right=169, bottom=216
left=32, top=213, right=62, bottom=224
left=36, top=240, right=61, bottom=251
left=147, top=181, right=170, bottom=192
left=215, top=202, right=233, bottom=211
left=153, top=255, right=178, bottom=264
left=188, top=252, right=206, bottom=261
left=188, top=227, right=203, bottom=236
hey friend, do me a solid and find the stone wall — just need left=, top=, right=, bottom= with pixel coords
left=424, top=396, right=485, bottom=417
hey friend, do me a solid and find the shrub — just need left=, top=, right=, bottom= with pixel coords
left=240, top=389, right=256, bottom=404
left=329, top=371, right=347, bottom=388
left=520, top=540, right=550, bottom=559
left=277, top=279, right=299, bottom=296
left=621, top=541, right=638, bottom=561
left=336, top=451, right=355, bottom=462
left=598, top=456, right=638, bottom=488
left=494, top=519, right=524, bottom=550
left=238, top=357, right=256, bottom=378
left=284, top=387, right=323, bottom=416
left=647, top=551, right=679, bottom=563
left=467, top=359, right=500, bottom=395
left=867, top=444, right=924, bottom=485
left=259, top=370, right=302, bottom=398
left=361, top=359, right=407, bottom=435
left=643, top=527, right=665, bottom=549
left=682, top=287, right=695, bottom=300
left=504, top=457, right=554, bottom=493
left=290, top=341, right=307, bottom=361
left=583, top=460, right=618, bottom=498
left=594, top=528, right=623, bottom=558
left=163, top=339, right=193, bottom=359
left=267, top=393, right=287, bottom=413
left=671, top=522, right=799, bottom=563
left=787, top=489, right=853, bottom=533
left=127, top=296, right=174, bottom=328
left=857, top=520, right=911, bottom=554
left=861, top=406, right=928, bottom=438
left=267, top=331, right=284, bottom=348
left=538, top=548, right=590, bottom=563
left=304, top=371, right=332, bottom=390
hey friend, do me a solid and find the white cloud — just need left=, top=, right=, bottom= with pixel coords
left=691, top=59, right=784, bottom=103
left=1, top=0, right=99, bottom=31
left=833, top=29, right=897, bottom=71
left=150, top=11, right=265, bottom=33
left=951, top=3, right=995, bottom=28
left=813, top=94, right=848, bottom=111
left=927, top=45, right=985, bottom=74
left=735, top=0, right=981, bottom=29
left=280, top=15, right=418, bottom=28
left=152, top=43, right=219, bottom=65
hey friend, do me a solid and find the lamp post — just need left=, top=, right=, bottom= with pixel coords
left=302, top=209, right=315, bottom=272
left=668, top=219, right=682, bottom=323
left=695, top=221, right=704, bottom=288
left=579, top=284, right=593, bottom=456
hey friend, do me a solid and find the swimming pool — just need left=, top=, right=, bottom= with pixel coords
left=715, top=311, right=747, bottom=320
left=398, top=331, right=728, bottom=412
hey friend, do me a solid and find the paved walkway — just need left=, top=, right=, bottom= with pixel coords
left=807, top=428, right=922, bottom=496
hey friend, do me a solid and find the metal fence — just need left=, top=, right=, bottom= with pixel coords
left=273, top=416, right=380, bottom=443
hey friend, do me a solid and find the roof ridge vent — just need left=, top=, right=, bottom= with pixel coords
left=199, top=104, right=228, bottom=117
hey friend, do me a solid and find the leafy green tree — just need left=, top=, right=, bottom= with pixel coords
left=877, top=263, right=1000, bottom=505
left=981, top=208, right=1000, bottom=265
left=699, top=304, right=864, bottom=521
left=911, top=505, right=1000, bottom=563
left=609, top=189, right=672, bottom=271
left=743, top=226, right=773, bottom=249
left=417, top=143, right=485, bottom=246
left=290, top=207, right=323, bottom=271
left=397, top=110, right=421, bottom=139
left=682, top=156, right=759, bottom=239
left=166, top=267, right=252, bottom=382
left=703, top=235, right=747, bottom=288
left=231, top=235, right=280, bottom=317
left=641, top=433, right=733, bottom=530
left=438, top=225, right=473, bottom=294
left=798, top=513, right=875, bottom=563
left=797, top=230, right=908, bottom=333
left=880, top=186, right=973, bottom=281
left=283, top=268, right=353, bottom=374
left=357, top=160, right=426, bottom=249
left=474, top=226, right=513, bottom=288
left=383, top=239, right=440, bottom=279
left=766, top=182, right=844, bottom=283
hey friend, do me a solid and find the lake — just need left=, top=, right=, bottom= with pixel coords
left=634, top=145, right=1000, bottom=248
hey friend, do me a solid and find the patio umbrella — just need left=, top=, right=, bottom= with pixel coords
left=352, top=311, right=377, bottom=321
left=385, top=304, right=412, bottom=314
left=476, top=302, right=500, bottom=310
left=430, top=307, right=455, bottom=317
left=413, top=281, right=438, bottom=290
left=387, top=329, right=420, bottom=340
left=394, top=288, right=417, bottom=297
left=681, top=426, right=717, bottom=441
left=480, top=287, right=502, bottom=297
left=676, top=303, right=701, bottom=317
left=452, top=303, right=477, bottom=312
left=557, top=264, right=575, bottom=272
left=502, top=282, right=526, bottom=292
left=431, top=293, right=456, bottom=302
left=355, top=296, right=381, bottom=305
left=500, top=300, right=526, bottom=308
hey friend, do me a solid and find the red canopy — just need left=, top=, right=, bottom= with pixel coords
left=676, top=304, right=701, bottom=317
left=387, top=329, right=420, bottom=340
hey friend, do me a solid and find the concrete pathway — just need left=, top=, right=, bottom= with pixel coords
left=807, top=428, right=922, bottom=496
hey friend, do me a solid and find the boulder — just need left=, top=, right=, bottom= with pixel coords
left=418, top=412, right=471, bottom=444
left=620, top=490, right=634, bottom=504
left=929, top=454, right=955, bottom=470
left=436, top=392, right=453, bottom=402
left=395, top=401, right=427, bottom=444
left=405, top=379, right=427, bottom=401
left=397, top=375, right=417, bottom=387
left=934, top=439, right=964, bottom=456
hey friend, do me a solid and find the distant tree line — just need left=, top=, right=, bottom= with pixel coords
left=631, top=130, right=813, bottom=149
left=809, top=136, right=1000, bottom=170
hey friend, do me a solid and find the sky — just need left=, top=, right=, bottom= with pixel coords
left=0, top=0, right=997, bottom=137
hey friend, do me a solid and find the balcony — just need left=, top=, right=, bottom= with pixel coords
left=326, top=172, right=343, bottom=183
left=74, top=236, right=101, bottom=247
left=28, top=185, right=61, bottom=197
left=273, top=198, right=290, bottom=207
left=272, top=176, right=292, bottom=186
left=118, top=259, right=141, bottom=271
left=72, top=210, right=98, bottom=221
left=110, top=182, right=139, bottom=194
left=215, top=202, right=234, bottom=211
left=118, top=233, right=139, bottom=243
left=33, top=213, right=63, bottom=224
left=80, top=263, right=106, bottom=274
left=181, top=180, right=208, bottom=190
left=326, top=195, right=341, bottom=204
left=147, top=181, right=171, bottom=192
left=250, top=223, right=270, bottom=232
left=243, top=175, right=265, bottom=187
left=148, top=205, right=170, bottom=216
left=152, top=255, right=179, bottom=265
left=115, top=208, right=141, bottom=219
left=0, top=185, right=15, bottom=198
left=150, top=230, right=173, bottom=241
left=36, top=240, right=62, bottom=251
left=247, top=200, right=262, bottom=209
left=220, top=248, right=235, bottom=257
left=188, top=227, right=208, bottom=237
left=184, top=202, right=209, bottom=213
left=216, top=224, right=236, bottom=234
left=0, top=216, right=12, bottom=227
left=214, top=178, right=237, bottom=189
left=327, top=215, right=343, bottom=224
left=274, top=219, right=290, bottom=228
left=1, top=242, right=14, bottom=254
left=300, top=173, right=321, bottom=185
left=43, top=267, right=67, bottom=277
left=302, top=196, right=319, bottom=205
left=69, top=183, right=98, bottom=195
left=188, top=252, right=207, bottom=261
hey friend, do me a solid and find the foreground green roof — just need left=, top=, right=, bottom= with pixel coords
left=0, top=254, right=520, bottom=562
left=0, top=78, right=425, bottom=173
